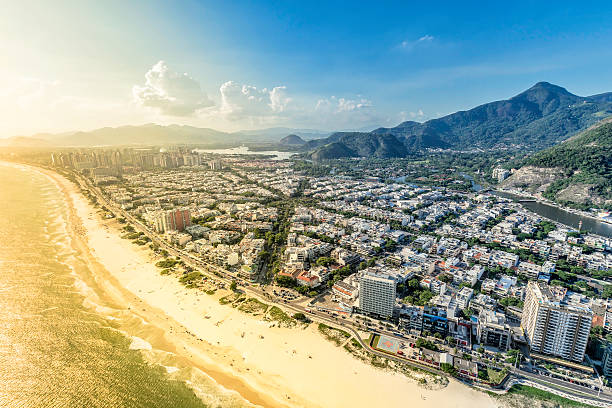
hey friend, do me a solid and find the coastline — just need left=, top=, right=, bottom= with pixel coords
left=34, top=164, right=497, bottom=408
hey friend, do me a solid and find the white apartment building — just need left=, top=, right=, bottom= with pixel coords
left=358, top=272, right=396, bottom=318
left=521, top=281, right=592, bottom=362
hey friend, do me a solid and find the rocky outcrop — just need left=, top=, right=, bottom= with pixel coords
left=500, top=166, right=564, bottom=193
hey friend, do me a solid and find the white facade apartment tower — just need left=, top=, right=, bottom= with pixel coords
left=359, top=272, right=396, bottom=318
left=521, top=281, right=592, bottom=362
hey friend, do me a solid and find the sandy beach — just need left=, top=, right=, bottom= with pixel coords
left=41, top=166, right=499, bottom=408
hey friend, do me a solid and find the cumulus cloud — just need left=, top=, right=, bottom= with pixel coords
left=218, top=81, right=291, bottom=121
left=311, top=96, right=382, bottom=129
left=133, top=61, right=213, bottom=116
left=398, top=109, right=432, bottom=122
left=130, top=60, right=385, bottom=130
left=400, top=35, right=435, bottom=51
left=315, top=96, right=373, bottom=114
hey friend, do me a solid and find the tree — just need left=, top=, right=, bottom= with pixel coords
left=230, top=281, right=238, bottom=292
left=440, top=363, right=457, bottom=376
left=603, top=285, right=612, bottom=299
left=276, top=275, right=297, bottom=288
left=316, top=257, right=333, bottom=267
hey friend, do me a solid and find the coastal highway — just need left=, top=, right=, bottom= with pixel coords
left=70, top=170, right=612, bottom=407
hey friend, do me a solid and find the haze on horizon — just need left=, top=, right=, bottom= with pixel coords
left=1, top=0, right=612, bottom=138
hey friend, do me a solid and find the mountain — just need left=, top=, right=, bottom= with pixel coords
left=502, top=118, right=612, bottom=207
left=279, top=134, right=306, bottom=145
left=311, top=142, right=357, bottom=161
left=308, top=133, right=416, bottom=160
left=6, top=124, right=330, bottom=147
left=45, top=124, right=229, bottom=146
left=305, top=82, right=612, bottom=159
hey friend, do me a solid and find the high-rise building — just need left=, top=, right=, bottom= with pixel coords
left=358, top=272, right=396, bottom=318
left=209, top=159, right=223, bottom=170
left=154, top=209, right=192, bottom=233
left=521, top=281, right=592, bottom=362
left=602, top=344, right=612, bottom=380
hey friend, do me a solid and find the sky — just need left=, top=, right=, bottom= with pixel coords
left=1, top=0, right=612, bottom=137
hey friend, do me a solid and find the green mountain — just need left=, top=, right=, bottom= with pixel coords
left=306, top=82, right=612, bottom=159
left=279, top=134, right=306, bottom=145
left=311, top=142, right=358, bottom=161
left=503, top=119, right=612, bottom=207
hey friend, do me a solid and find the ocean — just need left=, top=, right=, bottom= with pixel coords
left=0, top=163, right=248, bottom=408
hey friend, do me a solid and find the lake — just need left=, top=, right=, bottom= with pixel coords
left=193, top=146, right=296, bottom=160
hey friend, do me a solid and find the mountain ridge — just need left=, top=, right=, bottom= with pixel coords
left=306, top=82, right=612, bottom=160
left=2, top=124, right=331, bottom=147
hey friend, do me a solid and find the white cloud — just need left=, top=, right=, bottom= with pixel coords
left=398, top=109, right=428, bottom=122
left=218, top=81, right=291, bottom=122
left=400, top=35, right=435, bottom=51
left=133, top=61, right=213, bottom=116
left=315, top=96, right=373, bottom=114
left=311, top=96, right=382, bottom=129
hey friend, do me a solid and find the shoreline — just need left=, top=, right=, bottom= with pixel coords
left=33, top=163, right=497, bottom=408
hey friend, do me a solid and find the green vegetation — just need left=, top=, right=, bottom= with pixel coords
left=505, top=385, right=595, bottom=408
left=318, top=323, right=350, bottom=346
left=237, top=298, right=268, bottom=315
left=178, top=271, right=203, bottom=288
left=292, top=312, right=311, bottom=323
left=415, top=338, right=438, bottom=351
left=156, top=258, right=179, bottom=269
left=219, top=293, right=242, bottom=305
left=267, top=306, right=295, bottom=327
left=486, top=367, right=508, bottom=385
left=401, top=278, right=434, bottom=306
left=440, top=363, right=457, bottom=376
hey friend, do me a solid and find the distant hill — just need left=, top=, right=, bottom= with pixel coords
left=305, top=82, right=612, bottom=159
left=0, top=136, right=53, bottom=147
left=279, top=134, right=306, bottom=145
left=308, top=133, right=415, bottom=160
left=311, top=142, right=357, bottom=161
left=503, top=119, right=612, bottom=207
left=5, top=124, right=330, bottom=147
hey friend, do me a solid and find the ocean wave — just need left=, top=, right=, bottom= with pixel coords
left=164, top=365, right=180, bottom=374
left=129, top=336, right=153, bottom=351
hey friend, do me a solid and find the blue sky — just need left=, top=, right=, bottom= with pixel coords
left=1, top=0, right=612, bottom=136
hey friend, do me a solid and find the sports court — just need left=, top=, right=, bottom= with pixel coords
left=376, top=334, right=399, bottom=354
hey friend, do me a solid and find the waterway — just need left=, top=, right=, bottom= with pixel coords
left=193, top=146, right=295, bottom=160
left=492, top=191, right=612, bottom=238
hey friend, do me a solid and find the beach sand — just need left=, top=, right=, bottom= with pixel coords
left=42, top=166, right=499, bottom=408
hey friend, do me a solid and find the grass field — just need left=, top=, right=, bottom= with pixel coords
left=505, top=384, right=596, bottom=408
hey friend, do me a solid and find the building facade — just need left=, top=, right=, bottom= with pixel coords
left=154, top=209, right=192, bottom=233
left=521, top=281, right=592, bottom=362
left=358, top=272, right=396, bottom=318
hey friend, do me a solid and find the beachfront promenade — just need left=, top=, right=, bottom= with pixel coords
left=66, top=168, right=612, bottom=408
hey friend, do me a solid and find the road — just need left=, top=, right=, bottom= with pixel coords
left=71, top=169, right=612, bottom=407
